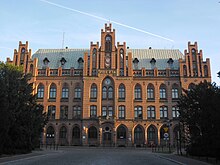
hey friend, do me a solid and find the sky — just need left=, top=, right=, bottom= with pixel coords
left=0, top=0, right=219, bottom=84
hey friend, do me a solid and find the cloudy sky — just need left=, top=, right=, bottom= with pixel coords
left=0, top=0, right=219, bottom=84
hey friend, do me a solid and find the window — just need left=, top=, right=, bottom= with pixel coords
left=37, top=84, right=44, bottom=99
left=90, top=105, right=97, bottom=118
left=172, top=86, right=179, bottom=99
left=147, top=106, right=155, bottom=119
left=73, top=106, right=81, bottom=118
left=105, top=35, right=112, bottom=52
left=118, top=84, right=125, bottom=100
left=120, top=49, right=124, bottom=76
left=48, top=105, right=56, bottom=120
left=117, top=125, right=126, bottom=139
left=59, top=126, right=67, bottom=138
left=134, top=84, right=142, bottom=100
left=102, top=87, right=107, bottom=99
left=147, top=125, right=156, bottom=142
left=102, top=106, right=107, bottom=117
left=74, top=87, right=81, bottom=99
left=134, top=106, right=142, bottom=119
left=160, top=106, right=168, bottom=119
left=60, top=105, right=68, bottom=119
left=90, top=84, right=97, bottom=99
left=118, top=106, right=125, bottom=119
left=172, top=106, right=179, bottom=118
left=147, top=84, right=155, bottom=100
left=159, top=84, right=167, bottom=99
left=102, top=106, right=113, bottom=118
left=62, top=86, right=69, bottom=99
left=92, top=48, right=97, bottom=69
left=134, top=126, right=144, bottom=142
left=49, top=83, right=56, bottom=99
left=108, top=87, right=113, bottom=99
left=183, top=65, right=187, bottom=77
left=204, top=65, right=208, bottom=77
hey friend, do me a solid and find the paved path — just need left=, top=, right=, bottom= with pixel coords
left=0, top=147, right=212, bottom=165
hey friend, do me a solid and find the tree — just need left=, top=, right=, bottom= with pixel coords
left=0, top=63, right=47, bottom=155
left=178, top=81, right=220, bottom=158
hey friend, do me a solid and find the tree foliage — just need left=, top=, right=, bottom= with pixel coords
left=178, top=81, right=220, bottom=158
left=0, top=63, right=47, bottom=155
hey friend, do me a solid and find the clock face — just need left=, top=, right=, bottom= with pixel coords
left=104, top=78, right=111, bottom=85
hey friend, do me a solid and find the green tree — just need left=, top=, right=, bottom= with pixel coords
left=178, top=81, right=220, bottom=158
left=0, top=63, right=47, bottom=155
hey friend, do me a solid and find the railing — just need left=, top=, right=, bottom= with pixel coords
left=133, top=70, right=142, bottom=77
left=50, top=69, right=58, bottom=76
left=158, top=70, right=166, bottom=77
left=37, top=69, right=46, bottom=76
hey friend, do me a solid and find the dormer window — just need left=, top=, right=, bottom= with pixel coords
left=167, top=58, right=174, bottom=69
left=78, top=57, right=84, bottom=69
left=43, top=57, right=50, bottom=66
left=150, top=58, right=156, bottom=69
left=133, top=58, right=139, bottom=70
left=60, top=57, right=66, bottom=66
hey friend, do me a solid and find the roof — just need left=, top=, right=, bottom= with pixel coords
left=130, top=49, right=184, bottom=70
left=32, top=48, right=184, bottom=70
left=32, top=49, right=89, bottom=69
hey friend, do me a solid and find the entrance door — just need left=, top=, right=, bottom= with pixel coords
left=103, top=132, right=112, bottom=146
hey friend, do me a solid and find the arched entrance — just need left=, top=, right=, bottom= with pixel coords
left=134, top=125, right=145, bottom=147
left=46, top=126, right=55, bottom=145
left=102, top=126, right=112, bottom=147
left=72, top=125, right=81, bottom=146
left=147, top=125, right=158, bottom=146
left=117, top=125, right=127, bottom=147
left=88, top=126, right=98, bottom=146
left=59, top=126, right=68, bottom=146
left=160, top=124, right=170, bottom=146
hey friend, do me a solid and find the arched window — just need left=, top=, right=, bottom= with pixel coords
left=102, top=77, right=114, bottom=100
left=160, top=106, right=168, bottom=119
left=183, top=65, right=187, bottom=77
left=147, top=84, right=155, bottom=100
left=74, top=87, right=81, bottom=99
left=204, top=65, right=208, bottom=77
left=37, top=83, right=44, bottom=99
left=159, top=84, right=167, bottom=99
left=92, top=48, right=97, bottom=69
left=120, top=49, right=124, bottom=76
left=88, top=126, right=97, bottom=139
left=90, top=105, right=97, bottom=118
left=118, top=84, right=125, bottom=100
left=59, top=126, right=67, bottom=138
left=90, top=84, right=97, bottom=99
left=48, top=105, right=56, bottom=119
left=188, top=83, right=196, bottom=91
left=172, top=84, right=179, bottom=99
left=105, top=35, right=112, bottom=52
left=134, top=106, right=142, bottom=119
left=118, top=105, right=125, bottom=119
left=134, top=84, right=142, bottom=100
left=62, top=84, right=69, bottom=99
left=117, top=125, right=127, bottom=139
left=192, top=49, right=196, bottom=61
left=49, top=83, right=56, bottom=99
left=147, top=106, right=155, bottom=119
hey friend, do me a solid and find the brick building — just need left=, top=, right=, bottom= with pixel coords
left=6, top=23, right=211, bottom=147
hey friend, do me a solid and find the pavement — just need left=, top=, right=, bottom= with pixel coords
left=0, top=147, right=215, bottom=165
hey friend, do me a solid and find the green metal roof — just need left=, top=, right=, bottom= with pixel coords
left=32, top=48, right=184, bottom=70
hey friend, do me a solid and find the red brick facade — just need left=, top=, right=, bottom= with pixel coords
left=7, top=23, right=211, bottom=147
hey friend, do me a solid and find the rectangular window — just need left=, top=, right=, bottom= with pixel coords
left=147, top=106, right=155, bottom=119
left=60, top=106, right=68, bottom=119
left=62, top=88, right=69, bottom=98
left=134, top=106, right=142, bottom=119
left=172, top=89, right=178, bottom=99
left=90, top=106, right=97, bottom=118
left=48, top=106, right=56, bottom=120
left=73, top=106, right=81, bottom=118
left=102, top=106, right=107, bottom=117
left=160, top=89, right=166, bottom=99
left=160, top=106, right=168, bottom=119
left=118, top=106, right=125, bottom=119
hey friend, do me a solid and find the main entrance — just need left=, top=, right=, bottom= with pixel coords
left=103, top=126, right=112, bottom=146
